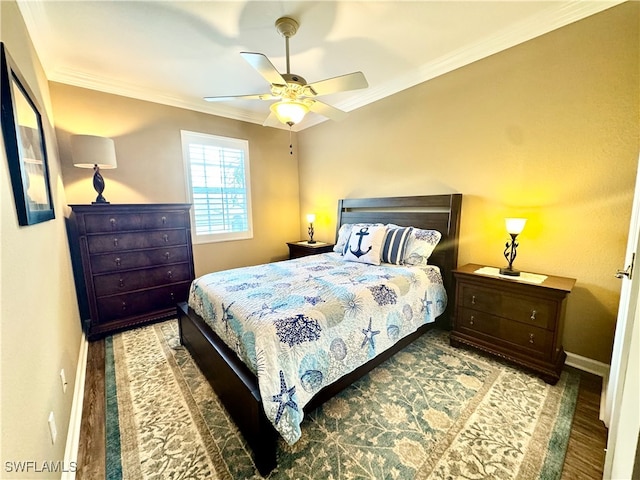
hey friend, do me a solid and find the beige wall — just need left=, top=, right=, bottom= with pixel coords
left=50, top=84, right=301, bottom=276
left=0, top=1, right=83, bottom=477
left=298, top=3, right=639, bottom=364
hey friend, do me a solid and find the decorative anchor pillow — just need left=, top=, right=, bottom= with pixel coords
left=343, top=224, right=387, bottom=265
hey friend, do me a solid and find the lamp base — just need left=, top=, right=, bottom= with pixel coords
left=499, top=267, right=521, bottom=276
left=307, top=240, right=316, bottom=244
left=92, top=165, right=109, bottom=204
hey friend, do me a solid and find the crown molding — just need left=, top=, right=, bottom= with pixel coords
left=48, top=68, right=268, bottom=125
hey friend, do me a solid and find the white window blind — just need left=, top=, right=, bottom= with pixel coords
left=181, top=131, right=252, bottom=243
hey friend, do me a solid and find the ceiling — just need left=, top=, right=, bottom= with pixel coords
left=18, top=1, right=623, bottom=131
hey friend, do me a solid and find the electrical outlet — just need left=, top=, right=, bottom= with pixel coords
left=60, top=369, right=67, bottom=393
left=48, top=411, right=57, bottom=444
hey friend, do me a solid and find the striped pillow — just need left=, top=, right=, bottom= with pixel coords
left=381, top=227, right=413, bottom=264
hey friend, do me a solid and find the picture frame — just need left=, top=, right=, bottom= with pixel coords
left=1, top=42, right=54, bottom=226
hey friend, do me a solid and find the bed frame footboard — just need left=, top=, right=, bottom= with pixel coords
left=177, top=301, right=278, bottom=476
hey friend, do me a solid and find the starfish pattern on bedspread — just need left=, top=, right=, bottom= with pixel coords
left=271, top=370, right=298, bottom=425
left=361, top=317, right=380, bottom=349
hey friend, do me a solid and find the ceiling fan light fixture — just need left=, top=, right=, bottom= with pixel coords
left=270, top=100, right=309, bottom=125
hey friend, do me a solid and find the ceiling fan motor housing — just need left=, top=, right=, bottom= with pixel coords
left=275, top=17, right=299, bottom=38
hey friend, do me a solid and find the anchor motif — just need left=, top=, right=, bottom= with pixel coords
left=349, top=227, right=372, bottom=258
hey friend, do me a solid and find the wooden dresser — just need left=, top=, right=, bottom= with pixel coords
left=450, top=263, right=575, bottom=384
left=68, top=204, right=195, bottom=339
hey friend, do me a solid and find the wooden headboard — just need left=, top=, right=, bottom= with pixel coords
left=336, top=194, right=462, bottom=306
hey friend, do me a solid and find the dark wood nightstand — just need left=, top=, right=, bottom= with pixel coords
left=287, top=241, right=335, bottom=259
left=450, top=263, right=575, bottom=384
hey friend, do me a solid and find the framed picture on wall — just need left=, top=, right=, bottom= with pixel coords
left=0, top=42, right=54, bottom=226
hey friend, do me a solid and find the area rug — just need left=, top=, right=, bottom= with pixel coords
left=105, top=320, right=579, bottom=480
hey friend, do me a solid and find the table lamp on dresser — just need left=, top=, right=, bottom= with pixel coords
left=70, top=134, right=117, bottom=204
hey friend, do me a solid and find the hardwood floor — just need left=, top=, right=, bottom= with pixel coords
left=76, top=339, right=106, bottom=480
left=76, top=341, right=608, bottom=479
left=561, top=368, right=608, bottom=480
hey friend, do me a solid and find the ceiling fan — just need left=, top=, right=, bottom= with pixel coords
left=204, top=16, right=369, bottom=127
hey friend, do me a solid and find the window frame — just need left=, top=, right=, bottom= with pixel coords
left=181, top=130, right=253, bottom=244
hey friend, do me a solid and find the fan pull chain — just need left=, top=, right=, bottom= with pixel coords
left=288, top=122, right=294, bottom=155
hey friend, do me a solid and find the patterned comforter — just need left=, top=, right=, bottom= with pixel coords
left=188, top=252, right=447, bottom=445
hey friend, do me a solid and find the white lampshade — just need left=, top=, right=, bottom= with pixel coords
left=71, top=135, right=117, bottom=169
left=306, top=213, right=316, bottom=224
left=270, top=100, right=309, bottom=125
left=505, top=217, right=526, bottom=235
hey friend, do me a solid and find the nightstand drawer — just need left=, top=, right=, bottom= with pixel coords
left=459, top=283, right=555, bottom=329
left=457, top=307, right=552, bottom=356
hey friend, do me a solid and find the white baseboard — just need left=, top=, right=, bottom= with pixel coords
left=62, top=332, right=88, bottom=480
left=565, top=350, right=610, bottom=378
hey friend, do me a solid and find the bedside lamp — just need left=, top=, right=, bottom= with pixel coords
left=70, top=135, right=117, bottom=204
left=306, top=213, right=316, bottom=244
left=500, top=218, right=527, bottom=276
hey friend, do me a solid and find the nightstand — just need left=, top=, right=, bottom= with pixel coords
left=287, top=241, right=335, bottom=259
left=450, top=263, right=575, bottom=384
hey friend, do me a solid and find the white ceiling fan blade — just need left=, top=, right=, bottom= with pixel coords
left=307, top=71, right=368, bottom=97
left=240, top=52, right=287, bottom=86
left=204, top=93, right=277, bottom=102
left=308, top=101, right=348, bottom=121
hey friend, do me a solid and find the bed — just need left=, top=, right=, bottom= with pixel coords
left=177, top=193, right=462, bottom=475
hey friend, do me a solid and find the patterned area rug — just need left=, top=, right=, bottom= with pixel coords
left=105, top=320, right=579, bottom=480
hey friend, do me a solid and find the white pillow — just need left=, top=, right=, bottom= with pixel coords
left=343, top=224, right=387, bottom=265
left=333, top=223, right=353, bottom=254
left=403, top=229, right=442, bottom=266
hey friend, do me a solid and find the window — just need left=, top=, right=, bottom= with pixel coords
left=181, top=131, right=252, bottom=243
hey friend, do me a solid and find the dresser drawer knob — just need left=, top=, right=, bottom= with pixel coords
left=167, top=270, right=173, bottom=279
left=170, top=292, right=175, bottom=300
left=469, top=315, right=475, bottom=326
left=530, top=310, right=537, bottom=321
left=163, top=234, right=169, bottom=243
left=471, top=295, right=476, bottom=305
left=529, top=333, right=535, bottom=344
left=119, top=278, right=124, bottom=288
left=161, top=216, right=167, bottom=224
left=113, top=238, right=119, bottom=247
left=110, top=218, right=117, bottom=228
left=121, top=301, right=127, bottom=311
left=115, top=257, right=121, bottom=267
left=164, top=252, right=171, bottom=260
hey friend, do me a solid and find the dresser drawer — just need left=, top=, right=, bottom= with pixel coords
left=93, top=263, right=193, bottom=296
left=87, top=229, right=188, bottom=254
left=457, top=307, right=552, bottom=356
left=459, top=283, right=555, bottom=329
left=83, top=211, right=188, bottom=233
left=90, top=246, right=190, bottom=274
left=96, top=281, right=191, bottom=322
